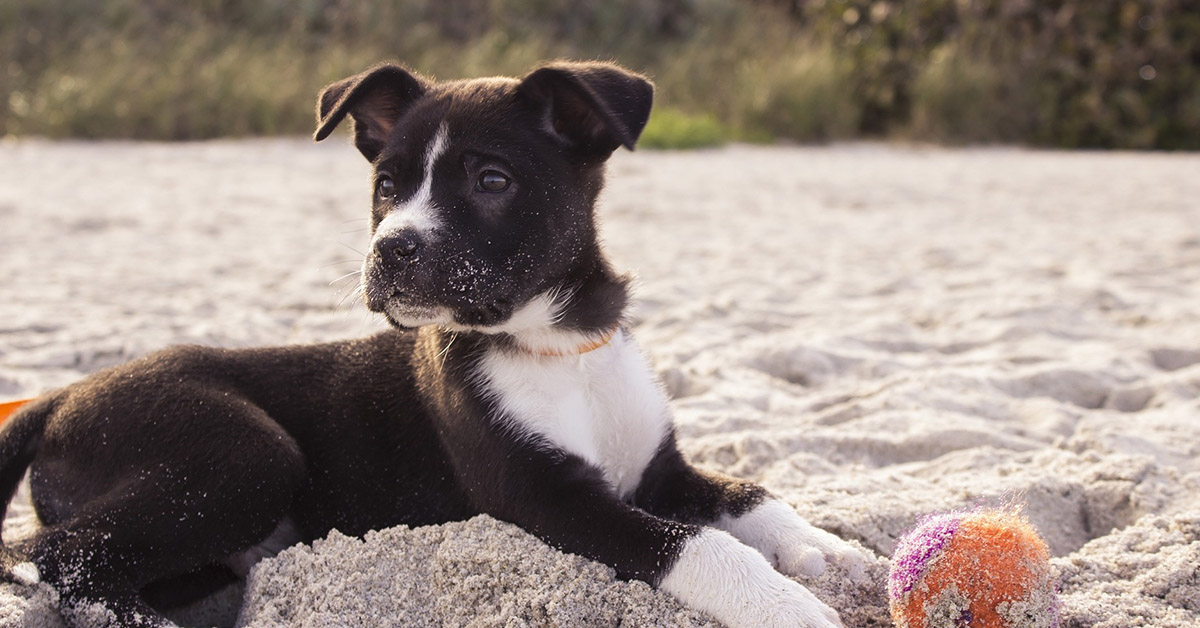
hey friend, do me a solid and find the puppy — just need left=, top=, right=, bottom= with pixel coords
left=0, top=61, right=864, bottom=628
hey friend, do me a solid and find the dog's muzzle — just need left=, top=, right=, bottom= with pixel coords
left=361, top=229, right=525, bottom=329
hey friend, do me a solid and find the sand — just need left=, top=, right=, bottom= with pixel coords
left=1, top=139, right=1199, bottom=627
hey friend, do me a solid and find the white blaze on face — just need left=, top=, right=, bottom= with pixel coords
left=373, top=122, right=450, bottom=242
left=362, top=122, right=456, bottom=328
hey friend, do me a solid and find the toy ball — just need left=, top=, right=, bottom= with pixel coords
left=888, top=508, right=1061, bottom=628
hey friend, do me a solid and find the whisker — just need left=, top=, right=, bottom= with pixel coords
left=320, top=259, right=364, bottom=269
left=338, top=242, right=368, bottom=257
left=329, top=270, right=362, bottom=286
left=438, top=332, right=458, bottom=368
left=336, top=283, right=365, bottom=310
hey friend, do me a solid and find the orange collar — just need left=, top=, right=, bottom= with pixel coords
left=535, top=327, right=619, bottom=358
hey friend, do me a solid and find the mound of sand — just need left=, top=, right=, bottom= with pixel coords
left=2, top=141, right=1199, bottom=627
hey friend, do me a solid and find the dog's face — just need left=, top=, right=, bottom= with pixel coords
left=315, top=63, right=653, bottom=331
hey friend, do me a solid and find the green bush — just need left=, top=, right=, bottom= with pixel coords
left=801, top=0, right=959, bottom=136
left=991, top=0, right=1200, bottom=150
left=801, top=0, right=1200, bottom=148
left=639, top=108, right=728, bottom=149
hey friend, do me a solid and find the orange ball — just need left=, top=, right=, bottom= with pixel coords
left=888, top=508, right=1060, bottom=628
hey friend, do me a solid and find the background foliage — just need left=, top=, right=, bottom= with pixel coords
left=2, top=0, right=1197, bottom=148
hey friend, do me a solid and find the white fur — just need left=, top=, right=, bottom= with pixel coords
left=11, top=561, right=40, bottom=586
left=659, top=528, right=843, bottom=628
left=387, top=303, right=457, bottom=329
left=475, top=327, right=670, bottom=498
left=371, top=122, right=449, bottom=243
left=716, top=498, right=868, bottom=582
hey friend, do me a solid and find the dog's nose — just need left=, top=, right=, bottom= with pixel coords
left=375, top=232, right=422, bottom=264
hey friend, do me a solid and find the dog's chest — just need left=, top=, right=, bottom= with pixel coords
left=476, top=331, right=671, bottom=498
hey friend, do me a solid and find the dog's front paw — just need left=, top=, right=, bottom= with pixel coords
left=760, top=579, right=844, bottom=628
left=660, top=529, right=843, bottom=628
left=721, top=499, right=870, bottom=582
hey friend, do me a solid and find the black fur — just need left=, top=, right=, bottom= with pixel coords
left=314, top=64, right=429, bottom=162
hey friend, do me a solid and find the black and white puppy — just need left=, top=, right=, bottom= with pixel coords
left=0, top=61, right=865, bottom=628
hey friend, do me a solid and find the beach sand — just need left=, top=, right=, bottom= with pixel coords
left=2, top=140, right=1198, bottom=627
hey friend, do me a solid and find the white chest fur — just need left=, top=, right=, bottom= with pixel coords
left=475, top=330, right=672, bottom=498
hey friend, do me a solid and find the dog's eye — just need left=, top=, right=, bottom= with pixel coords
left=476, top=170, right=511, bottom=193
left=376, top=175, right=395, bottom=199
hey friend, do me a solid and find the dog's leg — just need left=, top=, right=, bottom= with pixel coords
left=23, top=402, right=306, bottom=628
left=21, top=524, right=174, bottom=628
left=24, top=465, right=299, bottom=628
left=466, top=454, right=843, bottom=628
left=633, top=442, right=869, bottom=581
left=140, top=563, right=240, bottom=611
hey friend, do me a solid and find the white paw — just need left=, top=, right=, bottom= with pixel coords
left=764, top=579, right=844, bottom=628
left=11, top=561, right=40, bottom=586
left=661, top=528, right=843, bottom=628
left=776, top=516, right=869, bottom=582
left=719, top=499, right=871, bottom=582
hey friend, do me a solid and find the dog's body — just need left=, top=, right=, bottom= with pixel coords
left=0, top=62, right=863, bottom=628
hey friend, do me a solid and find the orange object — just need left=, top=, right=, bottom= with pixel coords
left=889, top=508, right=1060, bottom=628
left=0, top=398, right=33, bottom=427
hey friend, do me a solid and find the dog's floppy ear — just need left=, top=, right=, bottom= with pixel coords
left=314, top=64, right=428, bottom=161
left=518, top=61, right=654, bottom=155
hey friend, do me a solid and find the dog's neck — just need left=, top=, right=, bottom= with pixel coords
left=514, top=247, right=629, bottom=356
left=504, top=271, right=628, bottom=356
left=506, top=322, right=621, bottom=358
left=437, top=250, right=630, bottom=357
left=532, top=327, right=618, bottom=357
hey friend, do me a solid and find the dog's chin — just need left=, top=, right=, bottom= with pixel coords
left=373, top=291, right=520, bottom=331
left=374, top=290, right=560, bottom=335
left=381, top=301, right=455, bottom=329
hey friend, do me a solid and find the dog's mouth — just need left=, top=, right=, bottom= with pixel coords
left=362, top=280, right=446, bottom=327
left=361, top=259, right=435, bottom=316
left=380, top=295, right=520, bottom=330
left=361, top=251, right=528, bottom=331
left=382, top=298, right=453, bottom=329
left=368, top=283, right=521, bottom=331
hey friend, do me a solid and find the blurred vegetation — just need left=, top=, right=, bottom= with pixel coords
left=799, top=0, right=1200, bottom=149
left=641, top=108, right=729, bottom=149
left=1, top=0, right=1197, bottom=149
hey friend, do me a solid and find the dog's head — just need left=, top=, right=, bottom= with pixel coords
left=315, top=61, right=652, bottom=343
